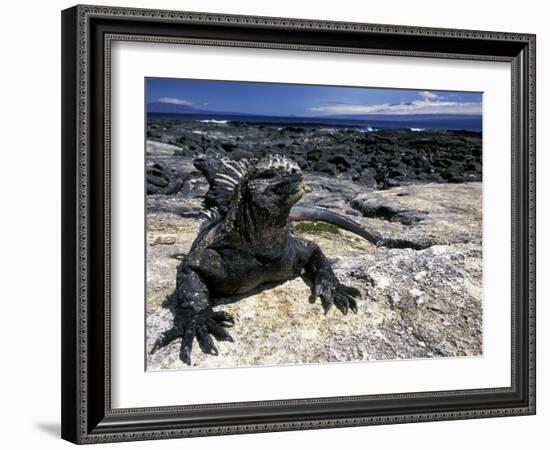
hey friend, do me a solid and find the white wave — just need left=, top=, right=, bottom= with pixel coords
left=410, top=128, right=425, bottom=132
left=199, top=119, right=229, bottom=124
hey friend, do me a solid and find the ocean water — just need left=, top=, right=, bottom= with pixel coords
left=148, top=112, right=482, bottom=132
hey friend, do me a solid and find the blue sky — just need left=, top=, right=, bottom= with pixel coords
left=147, top=78, right=482, bottom=116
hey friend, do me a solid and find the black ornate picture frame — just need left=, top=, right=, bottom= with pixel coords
left=61, top=4, right=536, bottom=444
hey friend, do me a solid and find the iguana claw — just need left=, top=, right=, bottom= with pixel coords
left=311, top=277, right=360, bottom=316
left=151, top=308, right=235, bottom=365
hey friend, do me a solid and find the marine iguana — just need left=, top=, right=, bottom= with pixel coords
left=151, top=154, right=379, bottom=364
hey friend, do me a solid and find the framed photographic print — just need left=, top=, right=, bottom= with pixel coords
left=61, top=4, right=536, bottom=444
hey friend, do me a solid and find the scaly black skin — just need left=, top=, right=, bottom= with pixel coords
left=151, top=155, right=360, bottom=365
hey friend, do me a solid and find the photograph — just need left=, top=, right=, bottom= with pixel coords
left=145, top=78, right=484, bottom=370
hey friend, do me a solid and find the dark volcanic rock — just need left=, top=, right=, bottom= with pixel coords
left=350, top=198, right=428, bottom=225
left=146, top=119, right=482, bottom=189
left=146, top=161, right=184, bottom=195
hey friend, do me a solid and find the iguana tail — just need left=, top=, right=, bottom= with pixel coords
left=289, top=206, right=382, bottom=246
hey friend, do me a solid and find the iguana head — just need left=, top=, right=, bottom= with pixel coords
left=245, top=154, right=305, bottom=214
left=196, top=154, right=304, bottom=230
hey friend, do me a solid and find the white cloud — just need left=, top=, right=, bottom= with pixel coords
left=311, top=98, right=481, bottom=115
left=158, top=97, right=193, bottom=106
left=419, top=90, right=439, bottom=100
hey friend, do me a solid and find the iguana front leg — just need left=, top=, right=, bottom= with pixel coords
left=296, top=238, right=360, bottom=315
left=151, top=264, right=234, bottom=365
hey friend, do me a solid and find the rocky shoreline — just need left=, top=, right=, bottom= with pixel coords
left=147, top=119, right=481, bottom=189
left=145, top=121, right=483, bottom=370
